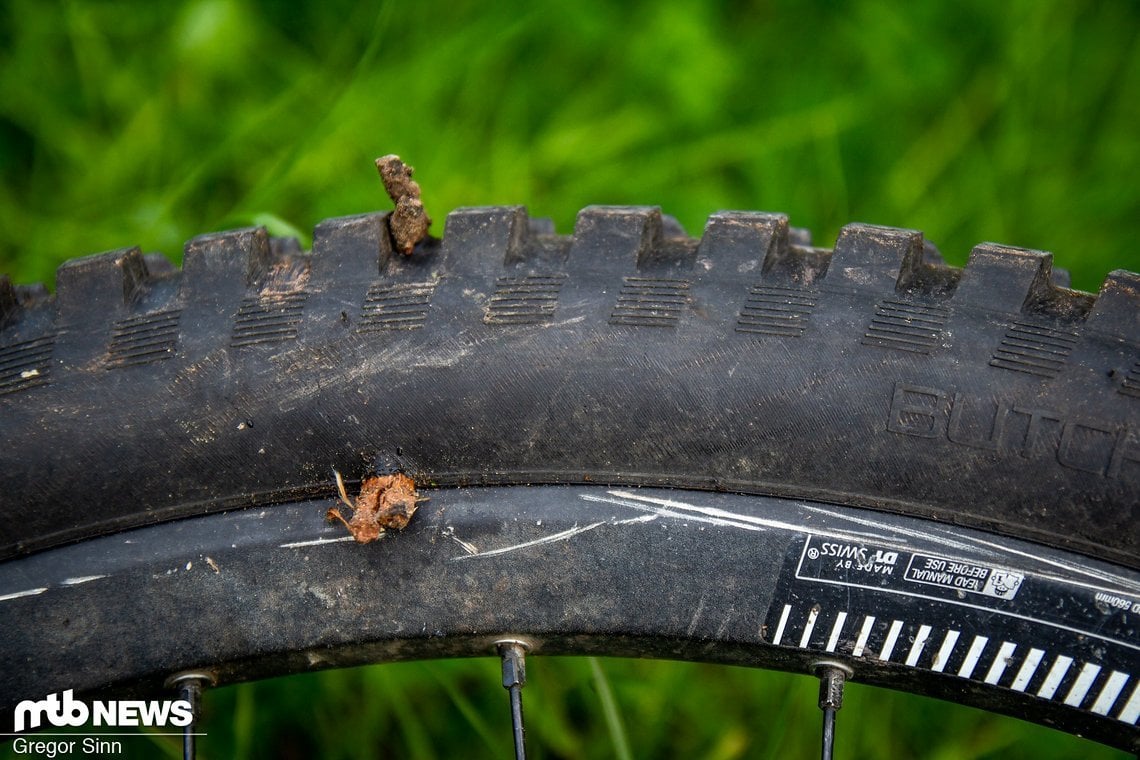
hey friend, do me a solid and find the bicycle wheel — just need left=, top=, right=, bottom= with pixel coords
left=1, top=206, right=1137, bottom=752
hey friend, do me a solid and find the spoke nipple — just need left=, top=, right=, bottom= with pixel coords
left=496, top=640, right=529, bottom=689
left=811, top=661, right=851, bottom=711
left=817, top=668, right=846, bottom=712
left=164, top=670, right=217, bottom=690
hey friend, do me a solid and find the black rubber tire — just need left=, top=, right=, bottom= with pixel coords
left=1, top=205, right=1137, bottom=565
left=1, top=205, right=1139, bottom=750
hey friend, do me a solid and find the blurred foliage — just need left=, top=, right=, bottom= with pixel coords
left=1, top=0, right=1138, bottom=290
left=180, top=659, right=1131, bottom=760
left=0, top=0, right=1137, bottom=757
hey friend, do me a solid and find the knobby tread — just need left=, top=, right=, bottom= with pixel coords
left=1122, top=361, right=1140, bottom=399
left=230, top=292, right=308, bottom=347
left=0, top=335, right=54, bottom=394
left=106, top=308, right=182, bottom=368
left=989, top=320, right=1080, bottom=378
left=1, top=205, right=1138, bottom=570
left=485, top=274, right=566, bottom=325
left=358, top=282, right=436, bottom=332
left=735, top=284, right=818, bottom=337
left=862, top=299, right=951, bottom=354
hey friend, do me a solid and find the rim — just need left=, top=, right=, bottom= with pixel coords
left=2, top=485, right=1138, bottom=751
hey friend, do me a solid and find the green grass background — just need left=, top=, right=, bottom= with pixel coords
left=1, top=0, right=1138, bottom=758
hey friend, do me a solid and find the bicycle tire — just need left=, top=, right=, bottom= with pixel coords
left=1, top=206, right=1137, bottom=750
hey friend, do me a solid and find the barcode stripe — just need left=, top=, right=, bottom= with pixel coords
left=1064, top=663, right=1102, bottom=707
left=905, top=624, right=933, bottom=667
left=1011, top=648, right=1045, bottom=692
left=1036, top=655, right=1074, bottom=700
left=772, top=604, right=791, bottom=646
left=799, top=607, right=820, bottom=649
left=825, top=612, right=847, bottom=653
left=1091, top=671, right=1129, bottom=715
left=852, top=615, right=875, bottom=658
left=984, top=642, right=1018, bottom=685
left=1117, top=681, right=1140, bottom=724
left=879, top=620, right=904, bottom=662
left=957, top=636, right=989, bottom=679
left=931, top=630, right=960, bottom=673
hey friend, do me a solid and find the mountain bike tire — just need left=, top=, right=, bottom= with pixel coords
left=1, top=206, right=1137, bottom=750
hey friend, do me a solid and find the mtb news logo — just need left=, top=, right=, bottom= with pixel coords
left=13, top=690, right=193, bottom=733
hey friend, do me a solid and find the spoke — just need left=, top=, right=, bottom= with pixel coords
left=497, top=640, right=529, bottom=760
left=167, top=672, right=211, bottom=760
left=820, top=706, right=836, bottom=760
left=814, top=664, right=848, bottom=760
